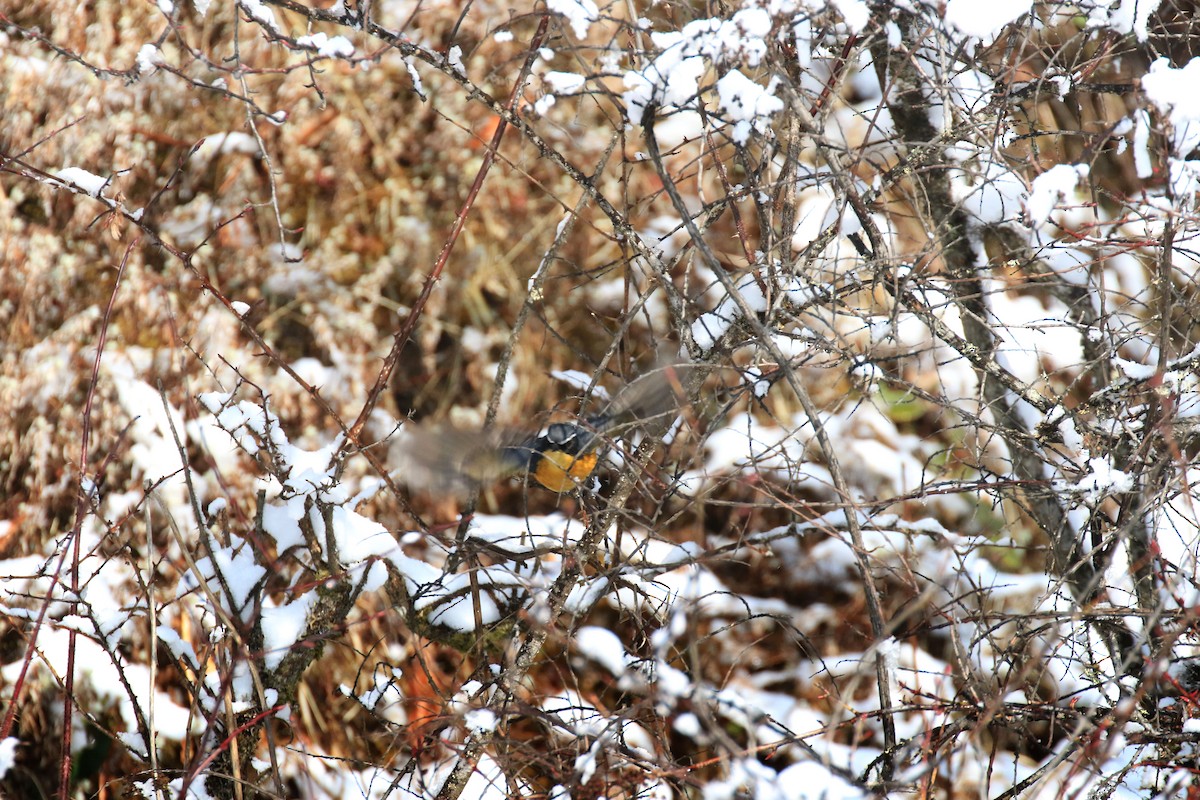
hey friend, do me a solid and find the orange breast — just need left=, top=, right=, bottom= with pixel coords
left=532, top=450, right=599, bottom=492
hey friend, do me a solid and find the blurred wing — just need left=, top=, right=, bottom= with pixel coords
left=391, top=424, right=538, bottom=495
left=596, top=360, right=690, bottom=434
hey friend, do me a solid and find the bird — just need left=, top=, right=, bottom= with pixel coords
left=392, top=362, right=687, bottom=496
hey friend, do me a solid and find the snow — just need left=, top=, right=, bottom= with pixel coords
left=622, top=8, right=783, bottom=139
left=1167, top=158, right=1200, bottom=203
left=108, top=360, right=195, bottom=525
left=743, top=366, right=772, bottom=398
left=952, top=156, right=1026, bottom=227
left=1026, top=163, right=1089, bottom=227
left=57, top=166, right=108, bottom=198
left=715, top=70, right=783, bottom=144
left=466, top=513, right=585, bottom=554
left=691, top=276, right=769, bottom=352
left=778, top=760, right=865, bottom=799
left=790, top=184, right=847, bottom=249
left=651, top=109, right=706, bottom=147
left=1143, top=57, right=1200, bottom=157
left=574, top=626, right=629, bottom=675
left=463, top=708, right=498, bottom=732
left=188, top=537, right=267, bottom=621
left=702, top=755, right=867, bottom=800
left=237, top=0, right=281, bottom=34
left=447, top=45, right=466, bottom=76
left=386, top=551, right=529, bottom=633
left=157, top=624, right=199, bottom=669
left=262, top=593, right=316, bottom=669
left=455, top=753, right=511, bottom=800
left=331, top=505, right=397, bottom=566
left=136, top=43, right=164, bottom=74
left=0, top=738, right=17, bottom=780
left=191, top=132, right=260, bottom=163
left=0, top=626, right=197, bottom=749
left=404, top=56, right=425, bottom=99
left=549, top=368, right=602, bottom=396
left=623, top=56, right=707, bottom=125
left=546, top=0, right=599, bottom=39
left=296, top=32, right=355, bottom=58
left=944, top=0, right=1032, bottom=41
left=1114, top=357, right=1158, bottom=380
left=543, top=70, right=586, bottom=94
left=1087, top=0, right=1165, bottom=41
left=830, top=0, right=870, bottom=33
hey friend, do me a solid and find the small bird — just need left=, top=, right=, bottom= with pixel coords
left=393, top=363, right=687, bottom=495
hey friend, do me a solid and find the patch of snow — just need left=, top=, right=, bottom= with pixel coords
left=1073, top=456, right=1133, bottom=503
left=944, top=0, right=1032, bottom=41
left=191, top=132, right=260, bottom=163
left=1142, top=57, right=1200, bottom=157
left=0, top=738, right=17, bottom=780
left=136, top=43, right=164, bottom=74
left=447, top=45, right=466, bottom=75
left=236, top=0, right=281, bottom=34
left=1026, top=163, right=1089, bottom=228
left=543, top=71, right=586, bottom=94
left=575, top=626, right=629, bottom=675
left=1086, top=0, right=1164, bottom=41
left=715, top=70, right=783, bottom=144
left=547, top=0, right=599, bottom=39
left=262, top=592, right=317, bottom=669
left=296, top=32, right=355, bottom=58
left=57, top=166, right=108, bottom=198
left=830, top=0, right=870, bottom=33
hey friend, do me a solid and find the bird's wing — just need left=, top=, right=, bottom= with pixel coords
left=592, top=360, right=690, bottom=435
left=391, top=424, right=539, bottom=495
